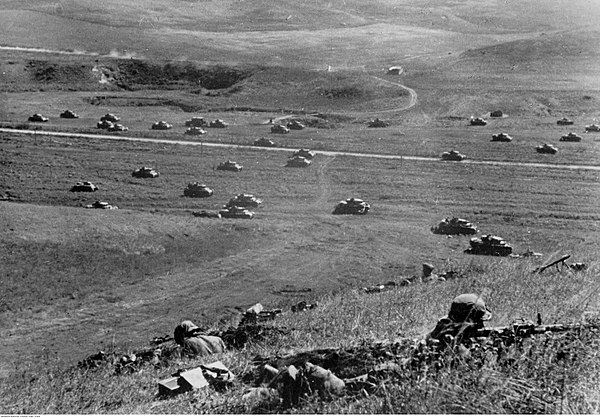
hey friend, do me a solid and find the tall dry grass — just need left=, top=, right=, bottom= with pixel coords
left=2, top=255, right=599, bottom=414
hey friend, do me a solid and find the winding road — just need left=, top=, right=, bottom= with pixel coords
left=2, top=128, right=600, bottom=172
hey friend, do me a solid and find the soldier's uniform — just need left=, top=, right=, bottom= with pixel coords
left=174, top=320, right=226, bottom=357
left=426, top=293, right=492, bottom=347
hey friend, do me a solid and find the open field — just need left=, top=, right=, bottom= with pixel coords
left=1, top=0, right=600, bottom=413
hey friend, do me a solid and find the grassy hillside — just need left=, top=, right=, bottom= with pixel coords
left=1, top=0, right=600, bottom=413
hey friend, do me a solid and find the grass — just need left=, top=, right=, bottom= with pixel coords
left=2, top=258, right=600, bottom=414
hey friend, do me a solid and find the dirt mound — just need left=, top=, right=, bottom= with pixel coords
left=113, top=61, right=253, bottom=90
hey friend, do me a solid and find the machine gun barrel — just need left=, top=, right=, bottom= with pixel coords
left=473, top=322, right=588, bottom=339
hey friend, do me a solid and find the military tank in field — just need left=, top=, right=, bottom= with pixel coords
left=227, top=193, right=262, bottom=208
left=465, top=235, right=512, bottom=256
left=219, top=206, right=254, bottom=219
left=441, top=150, right=466, bottom=161
left=556, top=117, right=574, bottom=126
left=209, top=119, right=228, bottom=128
left=491, top=133, right=512, bottom=142
left=470, top=117, right=487, bottom=126
left=132, top=167, right=160, bottom=178
left=185, top=127, right=206, bottom=136
left=292, top=149, right=316, bottom=160
left=70, top=181, right=98, bottom=192
left=85, top=201, right=118, bottom=210
left=367, top=118, right=390, bottom=128
left=585, top=124, right=600, bottom=132
left=60, top=110, right=79, bottom=119
left=185, top=117, right=206, bottom=127
left=560, top=132, right=582, bottom=142
left=183, top=183, right=213, bottom=198
left=285, top=156, right=311, bottom=167
left=431, top=217, right=478, bottom=235
left=536, top=143, right=558, bottom=154
left=151, top=121, right=172, bottom=130
left=216, top=160, right=243, bottom=171
left=271, top=124, right=290, bottom=134
left=333, top=198, right=371, bottom=215
left=254, top=137, right=277, bottom=147
left=100, top=113, right=120, bottom=122
left=287, top=120, right=305, bottom=130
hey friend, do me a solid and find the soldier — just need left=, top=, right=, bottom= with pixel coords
left=174, top=320, right=226, bottom=357
left=426, top=293, right=492, bottom=347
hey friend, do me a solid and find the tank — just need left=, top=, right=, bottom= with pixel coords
left=491, top=133, right=512, bottom=142
left=560, top=132, right=582, bottom=142
left=100, top=113, right=120, bottom=122
left=287, top=120, right=305, bottom=130
left=536, top=143, right=558, bottom=154
left=227, top=193, right=262, bottom=208
left=333, top=198, right=370, bottom=215
left=60, top=110, right=79, bottom=119
left=132, top=167, right=159, bottom=178
left=219, top=206, right=254, bottom=219
left=216, top=160, right=243, bottom=171
left=271, top=124, right=290, bottom=134
left=470, top=117, right=487, bottom=126
left=441, top=150, right=466, bottom=161
left=465, top=235, right=513, bottom=256
left=183, top=183, right=213, bottom=198
left=292, top=149, right=316, bottom=160
left=367, top=118, right=390, bottom=128
left=556, top=118, right=574, bottom=126
left=431, top=217, right=478, bottom=235
left=151, top=121, right=172, bottom=130
left=285, top=156, right=311, bottom=167
left=70, top=181, right=98, bottom=192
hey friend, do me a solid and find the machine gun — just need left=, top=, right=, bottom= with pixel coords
left=470, top=314, right=594, bottom=342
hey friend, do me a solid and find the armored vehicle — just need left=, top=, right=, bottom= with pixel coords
left=60, top=110, right=79, bottom=119
left=271, top=124, right=290, bottom=134
left=85, top=201, right=118, bottom=210
left=216, top=160, right=243, bottom=172
left=185, top=117, right=206, bottom=127
left=431, top=217, right=478, bottom=235
left=208, top=119, right=228, bottom=128
left=28, top=113, right=48, bottom=122
left=292, top=149, right=316, bottom=159
left=183, top=182, right=213, bottom=198
left=219, top=206, right=254, bottom=219
left=585, top=124, right=600, bottom=132
left=100, top=113, right=120, bottom=122
left=557, top=117, right=574, bottom=126
left=151, top=121, right=172, bottom=130
left=490, top=110, right=503, bottom=117
left=536, top=143, right=558, bottom=154
left=192, top=210, right=221, bottom=218
left=97, top=120, right=114, bottom=129
left=286, top=156, right=311, bottom=167
left=367, top=118, right=390, bottom=128
left=227, top=193, right=262, bottom=208
left=333, top=198, right=370, bottom=215
left=70, top=181, right=98, bottom=192
left=287, top=120, right=305, bottom=130
left=254, top=137, right=277, bottom=147
left=560, top=132, right=582, bottom=142
left=108, top=123, right=128, bottom=132
left=470, top=117, right=487, bottom=126
left=441, top=150, right=466, bottom=161
left=185, top=127, right=206, bottom=136
left=132, top=167, right=159, bottom=178
left=491, top=133, right=512, bottom=142
left=465, top=235, right=513, bottom=256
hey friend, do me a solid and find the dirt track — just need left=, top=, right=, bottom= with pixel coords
left=2, top=128, right=600, bottom=172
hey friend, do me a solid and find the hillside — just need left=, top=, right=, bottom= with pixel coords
left=1, top=0, right=600, bottom=414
